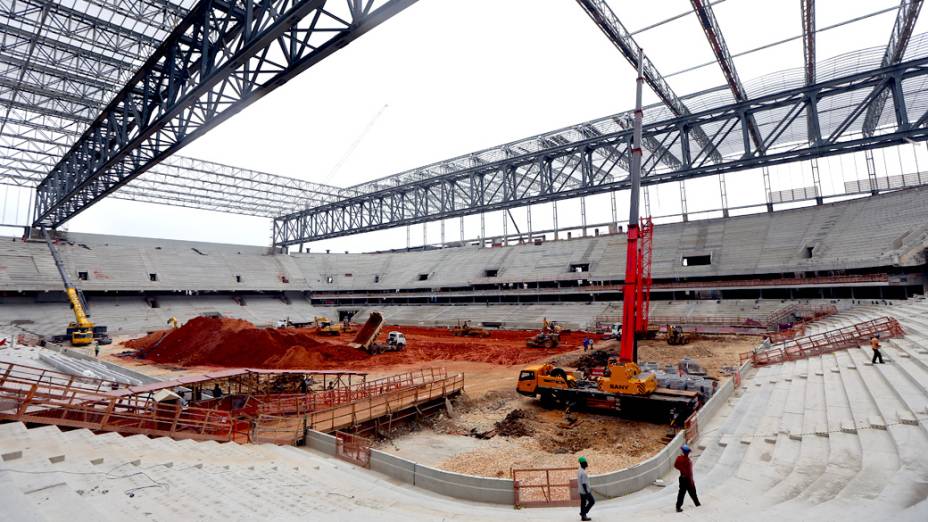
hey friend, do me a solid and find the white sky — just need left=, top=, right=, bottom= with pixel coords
left=4, top=0, right=926, bottom=250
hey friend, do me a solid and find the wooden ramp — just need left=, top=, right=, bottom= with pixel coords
left=253, top=368, right=463, bottom=444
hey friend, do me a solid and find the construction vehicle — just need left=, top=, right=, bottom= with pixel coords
left=517, top=54, right=699, bottom=424
left=666, top=325, right=688, bottom=346
left=43, top=232, right=109, bottom=347
left=527, top=318, right=562, bottom=348
left=167, top=317, right=180, bottom=329
left=315, top=316, right=342, bottom=336
left=517, top=361, right=699, bottom=422
left=348, top=312, right=404, bottom=354
left=526, top=331, right=560, bottom=348
left=451, top=321, right=491, bottom=338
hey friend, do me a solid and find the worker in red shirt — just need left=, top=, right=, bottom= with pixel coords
left=674, top=444, right=700, bottom=513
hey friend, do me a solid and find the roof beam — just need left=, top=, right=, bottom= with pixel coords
left=33, top=0, right=418, bottom=228
left=272, top=55, right=928, bottom=245
left=801, top=0, right=815, bottom=85
left=862, top=0, right=924, bottom=136
left=690, top=0, right=764, bottom=152
left=575, top=0, right=718, bottom=166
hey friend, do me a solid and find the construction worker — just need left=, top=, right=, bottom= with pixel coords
left=674, top=444, right=700, bottom=512
left=212, top=383, right=223, bottom=399
left=870, top=333, right=884, bottom=364
left=94, top=343, right=100, bottom=358
left=754, top=335, right=771, bottom=355
left=577, top=456, right=594, bottom=521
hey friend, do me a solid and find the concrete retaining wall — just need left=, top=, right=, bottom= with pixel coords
left=306, top=430, right=337, bottom=456
left=301, top=367, right=745, bottom=504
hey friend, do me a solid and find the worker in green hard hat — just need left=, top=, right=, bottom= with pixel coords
left=577, top=456, right=594, bottom=521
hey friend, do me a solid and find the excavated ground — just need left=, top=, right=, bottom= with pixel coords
left=105, top=318, right=754, bottom=478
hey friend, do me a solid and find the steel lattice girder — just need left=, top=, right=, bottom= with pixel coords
left=861, top=0, right=924, bottom=136
left=575, top=0, right=716, bottom=165
left=32, top=0, right=417, bottom=228
left=690, top=0, right=765, bottom=152
left=272, top=57, right=928, bottom=246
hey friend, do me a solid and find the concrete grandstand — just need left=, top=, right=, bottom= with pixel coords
left=2, top=187, right=926, bottom=336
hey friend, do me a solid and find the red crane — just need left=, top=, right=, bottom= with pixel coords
left=619, top=48, right=653, bottom=364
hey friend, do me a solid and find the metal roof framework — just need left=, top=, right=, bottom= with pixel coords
left=0, top=0, right=345, bottom=218
left=2, top=0, right=926, bottom=238
left=272, top=52, right=928, bottom=245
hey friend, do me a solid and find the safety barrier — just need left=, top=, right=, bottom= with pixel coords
left=311, top=274, right=890, bottom=300
left=0, top=362, right=241, bottom=442
left=741, top=316, right=904, bottom=366
left=512, top=467, right=577, bottom=508
left=253, top=368, right=447, bottom=416
left=254, top=371, right=463, bottom=444
left=335, top=431, right=372, bottom=468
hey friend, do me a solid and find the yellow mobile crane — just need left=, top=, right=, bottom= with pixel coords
left=44, top=231, right=108, bottom=346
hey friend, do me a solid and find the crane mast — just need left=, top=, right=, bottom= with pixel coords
left=619, top=48, right=652, bottom=364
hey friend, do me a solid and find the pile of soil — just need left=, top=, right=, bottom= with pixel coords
left=573, top=349, right=618, bottom=372
left=126, top=316, right=367, bottom=369
left=494, top=409, right=533, bottom=437
left=123, top=318, right=600, bottom=370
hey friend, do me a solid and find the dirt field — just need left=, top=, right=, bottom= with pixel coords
left=105, top=322, right=755, bottom=478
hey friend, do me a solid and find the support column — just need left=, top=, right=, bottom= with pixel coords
left=610, top=191, right=618, bottom=227
left=480, top=213, right=486, bottom=243
left=719, top=174, right=729, bottom=217
left=552, top=201, right=559, bottom=240
left=679, top=181, right=688, bottom=222
left=810, top=159, right=824, bottom=204
left=440, top=219, right=445, bottom=246
left=915, top=143, right=923, bottom=185
left=580, top=196, right=587, bottom=237
left=502, top=212, right=508, bottom=245
left=459, top=216, right=465, bottom=242
left=422, top=222, right=427, bottom=247
left=527, top=205, right=533, bottom=241
left=865, top=149, right=879, bottom=194
left=762, top=166, right=773, bottom=212
left=406, top=225, right=411, bottom=250
left=643, top=186, right=652, bottom=217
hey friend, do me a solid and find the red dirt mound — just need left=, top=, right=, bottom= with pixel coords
left=125, top=317, right=594, bottom=370
left=128, top=316, right=367, bottom=369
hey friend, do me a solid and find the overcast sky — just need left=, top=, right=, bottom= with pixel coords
left=6, top=0, right=927, bottom=250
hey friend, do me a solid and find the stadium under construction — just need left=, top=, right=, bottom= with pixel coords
left=1, top=1, right=927, bottom=520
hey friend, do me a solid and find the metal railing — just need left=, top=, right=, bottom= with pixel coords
left=512, top=467, right=578, bottom=508
left=254, top=371, right=464, bottom=444
left=335, top=431, right=372, bottom=468
left=741, top=317, right=904, bottom=366
left=0, top=362, right=242, bottom=441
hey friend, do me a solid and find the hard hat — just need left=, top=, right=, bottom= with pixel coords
left=578, top=456, right=587, bottom=464
left=681, top=444, right=691, bottom=454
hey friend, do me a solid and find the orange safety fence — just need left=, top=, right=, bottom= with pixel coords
left=254, top=372, right=464, bottom=444
left=684, top=412, right=699, bottom=445
left=0, top=362, right=241, bottom=442
left=740, top=317, right=904, bottom=366
left=512, top=467, right=578, bottom=508
left=251, top=368, right=448, bottom=416
left=335, top=431, right=372, bottom=468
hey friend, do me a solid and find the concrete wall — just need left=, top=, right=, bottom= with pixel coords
left=305, top=429, right=514, bottom=504
left=301, top=367, right=745, bottom=504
